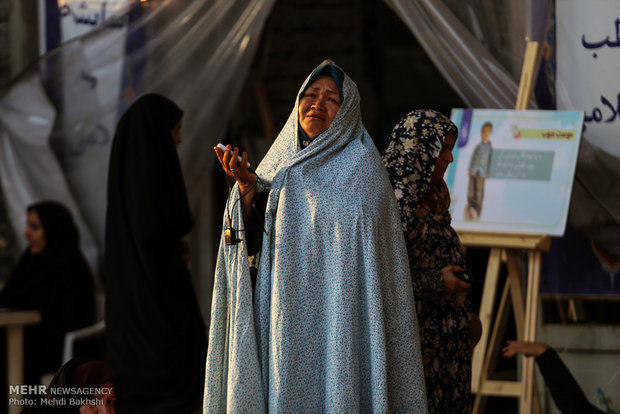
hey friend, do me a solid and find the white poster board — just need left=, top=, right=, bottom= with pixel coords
left=58, top=1, right=128, bottom=43
left=46, top=0, right=131, bottom=246
left=556, top=0, right=620, bottom=158
left=447, top=109, right=584, bottom=236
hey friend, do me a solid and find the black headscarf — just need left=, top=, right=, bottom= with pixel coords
left=31, top=200, right=79, bottom=252
left=382, top=109, right=458, bottom=236
left=104, top=93, right=206, bottom=414
left=0, top=200, right=94, bottom=385
left=106, top=93, right=193, bottom=238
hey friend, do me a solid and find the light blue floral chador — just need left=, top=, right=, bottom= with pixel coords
left=204, top=61, right=427, bottom=413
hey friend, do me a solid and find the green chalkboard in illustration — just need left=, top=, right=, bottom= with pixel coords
left=446, top=109, right=584, bottom=236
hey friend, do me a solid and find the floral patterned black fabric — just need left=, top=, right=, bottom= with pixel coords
left=382, top=109, right=473, bottom=413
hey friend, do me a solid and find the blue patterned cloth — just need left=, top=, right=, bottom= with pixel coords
left=204, top=61, right=427, bottom=413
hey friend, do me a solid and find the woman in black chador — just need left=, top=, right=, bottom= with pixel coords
left=104, top=93, right=206, bottom=413
left=0, top=200, right=94, bottom=385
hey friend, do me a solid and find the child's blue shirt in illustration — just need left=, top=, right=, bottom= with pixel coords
left=468, top=140, right=493, bottom=176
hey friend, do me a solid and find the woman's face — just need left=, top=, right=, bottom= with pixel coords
left=172, top=120, right=182, bottom=147
left=298, top=75, right=341, bottom=139
left=24, top=210, right=45, bottom=255
left=431, top=130, right=457, bottom=181
left=79, top=380, right=117, bottom=414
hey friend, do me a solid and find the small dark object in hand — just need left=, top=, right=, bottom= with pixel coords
left=454, top=268, right=473, bottom=284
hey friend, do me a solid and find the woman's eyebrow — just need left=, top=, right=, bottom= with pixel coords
left=307, top=86, right=339, bottom=96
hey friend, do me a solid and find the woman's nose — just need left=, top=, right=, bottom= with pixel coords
left=311, top=95, right=326, bottom=110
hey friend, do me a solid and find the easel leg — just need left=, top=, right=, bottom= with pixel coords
left=506, top=250, right=525, bottom=339
left=472, top=247, right=502, bottom=393
left=473, top=279, right=512, bottom=414
left=520, top=251, right=542, bottom=414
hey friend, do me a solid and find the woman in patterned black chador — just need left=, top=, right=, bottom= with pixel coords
left=383, top=109, right=473, bottom=413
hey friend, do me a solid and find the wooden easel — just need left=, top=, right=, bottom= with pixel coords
left=467, top=41, right=549, bottom=414
left=467, top=233, right=549, bottom=413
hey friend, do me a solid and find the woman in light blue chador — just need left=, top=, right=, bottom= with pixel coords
left=205, top=60, right=427, bottom=413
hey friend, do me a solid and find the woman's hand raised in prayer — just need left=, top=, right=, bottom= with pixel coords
left=214, top=145, right=257, bottom=217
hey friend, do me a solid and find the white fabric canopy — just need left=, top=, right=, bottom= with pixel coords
left=384, top=0, right=544, bottom=109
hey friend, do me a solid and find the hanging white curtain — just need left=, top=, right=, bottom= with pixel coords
left=383, top=0, right=548, bottom=109
left=0, top=0, right=276, bottom=323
